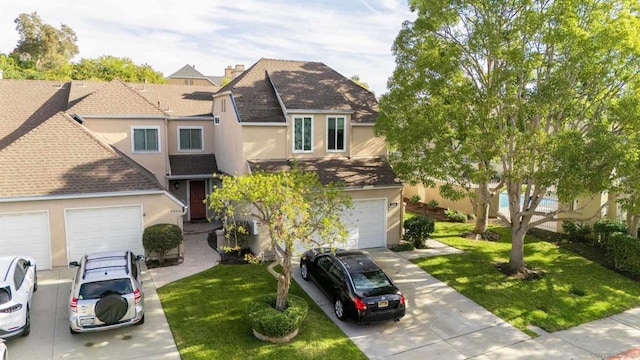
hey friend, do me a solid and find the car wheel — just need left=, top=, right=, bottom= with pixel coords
left=334, top=298, right=347, bottom=321
left=95, top=294, right=128, bottom=325
left=300, top=263, right=309, bottom=281
left=135, top=314, right=145, bottom=325
left=70, top=327, right=78, bottom=335
left=21, top=307, right=30, bottom=337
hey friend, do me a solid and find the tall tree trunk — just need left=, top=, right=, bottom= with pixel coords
left=509, top=226, right=527, bottom=272
left=474, top=182, right=490, bottom=233
left=275, top=246, right=292, bottom=311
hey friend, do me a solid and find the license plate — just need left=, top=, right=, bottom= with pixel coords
left=378, top=300, right=389, bottom=308
left=80, top=317, right=95, bottom=326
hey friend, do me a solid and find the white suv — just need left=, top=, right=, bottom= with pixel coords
left=68, top=250, right=145, bottom=334
left=0, top=256, right=36, bottom=339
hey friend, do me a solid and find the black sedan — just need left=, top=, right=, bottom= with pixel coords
left=300, top=248, right=405, bottom=324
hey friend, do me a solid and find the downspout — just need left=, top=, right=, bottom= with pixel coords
left=164, top=116, right=171, bottom=188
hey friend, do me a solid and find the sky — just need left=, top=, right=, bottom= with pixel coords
left=0, top=0, right=416, bottom=96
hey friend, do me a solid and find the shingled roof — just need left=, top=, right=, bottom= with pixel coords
left=247, top=157, right=402, bottom=189
left=169, top=154, right=219, bottom=177
left=168, top=64, right=218, bottom=86
left=0, top=80, right=70, bottom=151
left=0, top=112, right=163, bottom=197
left=218, top=58, right=378, bottom=124
left=67, top=79, right=166, bottom=116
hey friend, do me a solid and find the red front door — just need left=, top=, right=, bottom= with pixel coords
left=189, top=180, right=207, bottom=220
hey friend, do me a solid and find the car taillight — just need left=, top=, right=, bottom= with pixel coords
left=134, top=288, right=141, bottom=304
left=70, top=297, right=77, bottom=313
left=354, top=297, right=367, bottom=311
left=0, top=303, right=22, bottom=313
left=400, top=294, right=405, bottom=305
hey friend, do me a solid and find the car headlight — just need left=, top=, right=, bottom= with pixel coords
left=0, top=303, right=22, bottom=313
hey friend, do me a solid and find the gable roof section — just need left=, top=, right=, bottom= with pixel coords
left=217, top=59, right=286, bottom=123
left=218, top=58, right=378, bottom=124
left=247, top=157, right=402, bottom=189
left=0, top=112, right=163, bottom=198
left=168, top=64, right=207, bottom=79
left=67, top=79, right=166, bottom=117
left=0, top=79, right=70, bottom=151
left=169, top=154, right=219, bottom=177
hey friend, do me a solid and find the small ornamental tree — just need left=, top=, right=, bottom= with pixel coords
left=208, top=167, right=352, bottom=311
left=143, top=223, right=183, bottom=264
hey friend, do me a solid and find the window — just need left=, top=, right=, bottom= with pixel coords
left=178, top=127, right=203, bottom=151
left=293, top=116, right=313, bottom=152
left=214, top=116, right=220, bottom=125
left=327, top=116, right=346, bottom=151
left=132, top=127, right=160, bottom=152
left=221, top=98, right=227, bottom=112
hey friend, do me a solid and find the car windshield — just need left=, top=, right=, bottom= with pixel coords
left=78, top=279, right=133, bottom=300
left=350, top=270, right=392, bottom=290
left=0, top=286, right=10, bottom=305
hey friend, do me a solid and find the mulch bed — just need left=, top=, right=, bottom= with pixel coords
left=403, top=198, right=452, bottom=222
left=146, top=256, right=184, bottom=269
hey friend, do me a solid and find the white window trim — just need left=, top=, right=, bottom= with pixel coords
left=214, top=116, right=221, bottom=125
left=177, top=126, right=204, bottom=152
left=131, top=126, right=161, bottom=154
left=326, top=115, right=347, bottom=152
left=292, top=115, right=314, bottom=153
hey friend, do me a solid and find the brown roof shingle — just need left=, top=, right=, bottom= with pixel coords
left=219, top=59, right=378, bottom=124
left=67, top=79, right=166, bottom=116
left=248, top=157, right=402, bottom=188
left=0, top=112, right=163, bottom=197
left=169, top=154, right=219, bottom=176
left=0, top=79, right=70, bottom=150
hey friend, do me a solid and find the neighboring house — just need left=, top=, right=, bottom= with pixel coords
left=0, top=80, right=185, bottom=269
left=212, top=58, right=404, bottom=255
left=166, top=64, right=245, bottom=87
left=0, top=57, right=404, bottom=268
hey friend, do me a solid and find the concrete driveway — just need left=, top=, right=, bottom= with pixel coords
left=5, top=266, right=179, bottom=359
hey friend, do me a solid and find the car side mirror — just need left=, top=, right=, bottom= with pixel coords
left=135, top=255, right=145, bottom=261
left=69, top=261, right=80, bottom=267
left=24, top=261, right=32, bottom=268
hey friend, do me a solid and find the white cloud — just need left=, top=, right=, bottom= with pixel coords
left=0, top=0, right=415, bottom=95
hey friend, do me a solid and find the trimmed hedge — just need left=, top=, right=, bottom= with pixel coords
left=247, top=293, right=308, bottom=338
left=403, top=216, right=435, bottom=249
left=594, top=219, right=627, bottom=244
left=605, top=233, right=640, bottom=277
left=562, top=221, right=592, bottom=243
left=143, top=223, right=183, bottom=263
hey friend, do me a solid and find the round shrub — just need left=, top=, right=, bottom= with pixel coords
left=594, top=219, right=627, bottom=244
left=143, top=223, right=183, bottom=263
left=403, top=216, right=435, bottom=249
left=392, top=241, right=415, bottom=252
left=247, top=293, right=308, bottom=339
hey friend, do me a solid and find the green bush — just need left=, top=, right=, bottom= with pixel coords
left=562, top=221, right=592, bottom=242
left=403, top=216, right=435, bottom=248
left=224, top=220, right=251, bottom=250
left=593, top=219, right=627, bottom=244
left=409, top=194, right=421, bottom=203
left=428, top=199, right=439, bottom=209
left=143, top=223, right=183, bottom=263
left=445, top=208, right=467, bottom=223
left=392, top=242, right=415, bottom=252
left=605, top=233, right=640, bottom=277
left=247, top=294, right=308, bottom=338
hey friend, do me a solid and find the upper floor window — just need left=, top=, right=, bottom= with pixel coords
left=293, top=116, right=313, bottom=152
left=132, top=127, right=160, bottom=153
left=327, top=116, right=346, bottom=151
left=221, top=98, right=227, bottom=112
left=179, top=127, right=203, bottom=151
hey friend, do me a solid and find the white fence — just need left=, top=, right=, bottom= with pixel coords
left=498, top=192, right=559, bottom=232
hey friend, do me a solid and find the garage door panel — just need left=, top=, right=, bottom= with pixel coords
left=66, top=206, right=144, bottom=263
left=0, top=211, right=51, bottom=270
left=342, top=199, right=387, bottom=249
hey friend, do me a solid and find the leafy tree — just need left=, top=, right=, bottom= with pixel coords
left=377, top=0, right=640, bottom=273
left=208, top=167, right=351, bottom=311
left=350, top=74, right=370, bottom=90
left=71, top=56, right=166, bottom=83
left=12, top=12, right=78, bottom=71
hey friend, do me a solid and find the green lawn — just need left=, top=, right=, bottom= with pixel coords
left=157, top=264, right=367, bottom=360
left=414, top=220, right=640, bottom=334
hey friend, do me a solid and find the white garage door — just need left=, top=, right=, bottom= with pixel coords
left=342, top=199, right=387, bottom=249
left=0, top=211, right=51, bottom=270
left=66, top=205, right=144, bottom=263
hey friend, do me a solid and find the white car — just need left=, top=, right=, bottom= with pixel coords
left=0, top=256, right=37, bottom=339
left=0, top=339, right=6, bottom=360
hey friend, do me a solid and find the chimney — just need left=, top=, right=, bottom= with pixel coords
left=224, top=65, right=233, bottom=79
left=232, top=64, right=245, bottom=79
